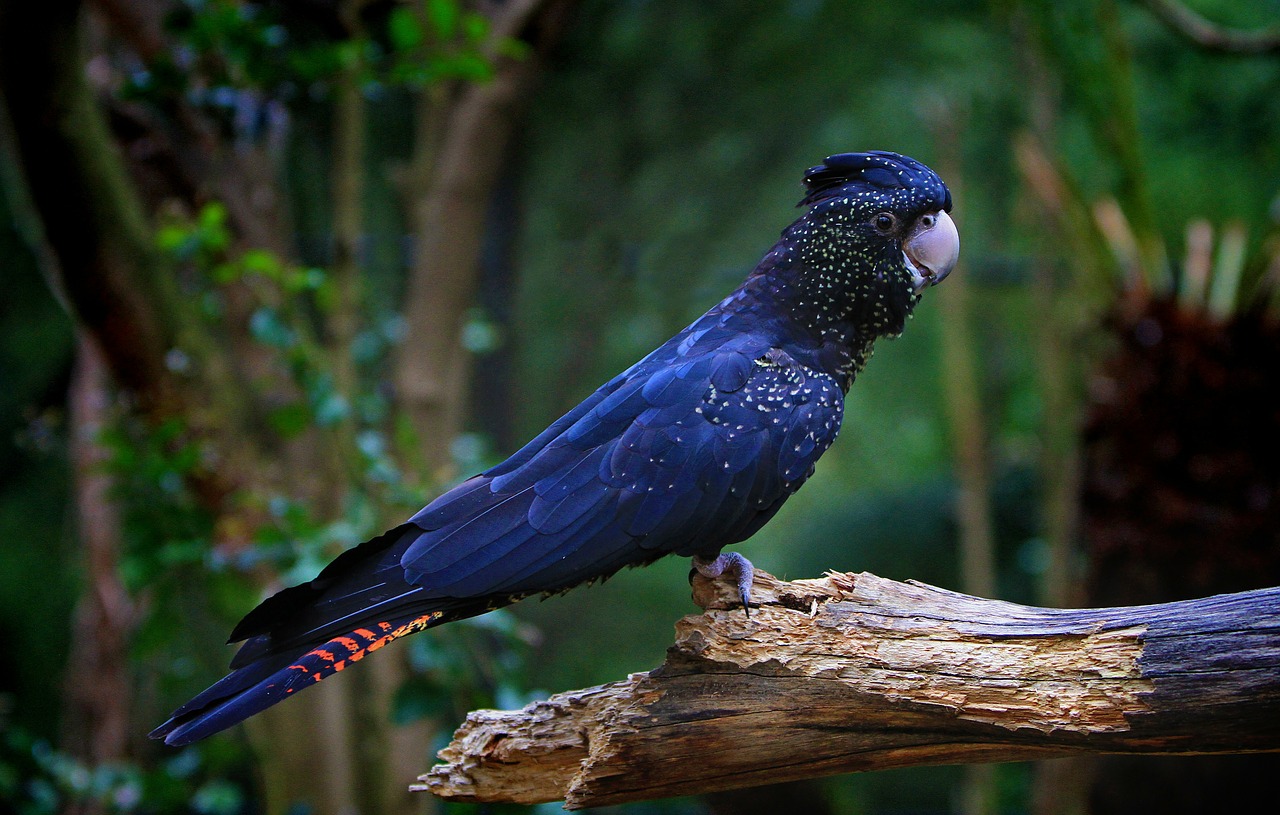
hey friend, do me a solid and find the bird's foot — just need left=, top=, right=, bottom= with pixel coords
left=692, top=552, right=754, bottom=617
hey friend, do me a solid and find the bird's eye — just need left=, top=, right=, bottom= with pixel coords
left=874, top=213, right=896, bottom=233
left=920, top=214, right=936, bottom=229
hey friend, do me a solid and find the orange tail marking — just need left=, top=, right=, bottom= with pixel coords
left=285, top=612, right=445, bottom=686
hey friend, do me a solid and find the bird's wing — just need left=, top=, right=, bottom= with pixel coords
left=398, top=327, right=845, bottom=600
left=152, top=342, right=847, bottom=746
left=223, top=319, right=846, bottom=659
left=218, top=372, right=635, bottom=655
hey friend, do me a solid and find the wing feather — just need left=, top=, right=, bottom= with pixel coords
left=484, top=498, right=626, bottom=594
left=534, top=444, right=610, bottom=500
left=529, top=477, right=611, bottom=535
left=395, top=336, right=844, bottom=602
left=402, top=486, right=536, bottom=581
left=709, top=350, right=753, bottom=392
left=408, top=476, right=492, bottom=529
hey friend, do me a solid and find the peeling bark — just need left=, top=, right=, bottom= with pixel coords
left=421, top=569, right=1280, bottom=810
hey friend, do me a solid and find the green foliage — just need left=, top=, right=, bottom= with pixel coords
left=155, top=201, right=418, bottom=491
left=394, top=610, right=539, bottom=726
left=0, top=718, right=251, bottom=815
left=122, top=0, right=527, bottom=121
left=135, top=180, right=532, bottom=805
left=0, top=188, right=76, bottom=738
left=100, top=417, right=210, bottom=593
left=1021, top=0, right=1280, bottom=315
left=385, top=1, right=515, bottom=86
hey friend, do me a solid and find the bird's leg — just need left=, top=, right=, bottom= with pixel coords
left=692, top=552, right=754, bottom=617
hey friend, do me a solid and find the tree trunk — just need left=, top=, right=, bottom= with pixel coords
left=0, top=0, right=184, bottom=420
left=393, top=0, right=563, bottom=479
left=61, top=335, right=136, bottom=781
left=421, top=569, right=1280, bottom=810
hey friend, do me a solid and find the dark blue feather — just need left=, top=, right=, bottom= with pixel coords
left=534, top=445, right=610, bottom=500
left=619, top=420, right=672, bottom=456
left=675, top=355, right=713, bottom=382
left=640, top=365, right=685, bottom=406
left=721, top=429, right=768, bottom=475
left=651, top=431, right=694, bottom=470
left=636, top=399, right=700, bottom=428
left=485, top=499, right=625, bottom=594
left=484, top=383, right=615, bottom=479
left=709, top=351, right=753, bottom=393
left=529, top=477, right=611, bottom=535
left=420, top=522, right=540, bottom=592
left=488, top=443, right=582, bottom=493
left=563, top=378, right=648, bottom=446
left=408, top=476, right=492, bottom=529
left=626, top=481, right=688, bottom=536
left=154, top=150, right=952, bottom=746
left=603, top=439, right=661, bottom=492
left=401, top=486, right=535, bottom=583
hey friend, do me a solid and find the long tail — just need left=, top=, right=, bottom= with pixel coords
left=150, top=609, right=460, bottom=745
left=150, top=523, right=505, bottom=745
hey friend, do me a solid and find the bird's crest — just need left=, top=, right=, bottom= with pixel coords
left=800, top=151, right=952, bottom=212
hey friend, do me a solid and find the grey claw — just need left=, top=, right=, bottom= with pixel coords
left=693, top=552, right=754, bottom=616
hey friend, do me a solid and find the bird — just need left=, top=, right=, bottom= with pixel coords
left=151, top=150, right=958, bottom=746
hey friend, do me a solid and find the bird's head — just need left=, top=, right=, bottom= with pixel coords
left=777, top=151, right=958, bottom=341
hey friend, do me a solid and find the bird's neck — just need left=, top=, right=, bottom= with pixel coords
left=728, top=239, right=910, bottom=390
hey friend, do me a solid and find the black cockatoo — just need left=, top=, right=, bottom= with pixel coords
left=152, top=150, right=958, bottom=745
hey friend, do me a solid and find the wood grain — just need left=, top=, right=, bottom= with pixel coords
left=417, top=569, right=1280, bottom=809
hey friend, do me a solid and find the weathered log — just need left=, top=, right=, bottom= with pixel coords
left=416, top=569, right=1280, bottom=809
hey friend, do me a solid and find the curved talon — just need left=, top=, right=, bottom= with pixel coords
left=693, top=553, right=755, bottom=617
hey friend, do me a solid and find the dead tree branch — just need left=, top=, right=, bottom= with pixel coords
left=419, top=569, right=1280, bottom=809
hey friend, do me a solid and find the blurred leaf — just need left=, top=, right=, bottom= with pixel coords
left=461, top=12, right=490, bottom=44
left=496, top=35, right=532, bottom=61
left=239, top=248, right=283, bottom=279
left=426, top=0, right=460, bottom=39
left=267, top=402, right=310, bottom=437
left=156, top=223, right=193, bottom=255
left=311, top=391, right=350, bottom=427
left=191, top=779, right=244, bottom=815
left=248, top=306, right=295, bottom=348
left=158, top=539, right=208, bottom=567
left=387, top=7, right=424, bottom=51
left=197, top=202, right=228, bottom=241
left=285, top=266, right=327, bottom=293
left=461, top=308, right=503, bottom=353
left=210, top=262, right=238, bottom=284
left=440, top=52, right=494, bottom=81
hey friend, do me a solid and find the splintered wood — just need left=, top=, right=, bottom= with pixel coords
left=417, top=570, right=1280, bottom=809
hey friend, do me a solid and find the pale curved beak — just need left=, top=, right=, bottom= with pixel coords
left=903, top=209, right=959, bottom=293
